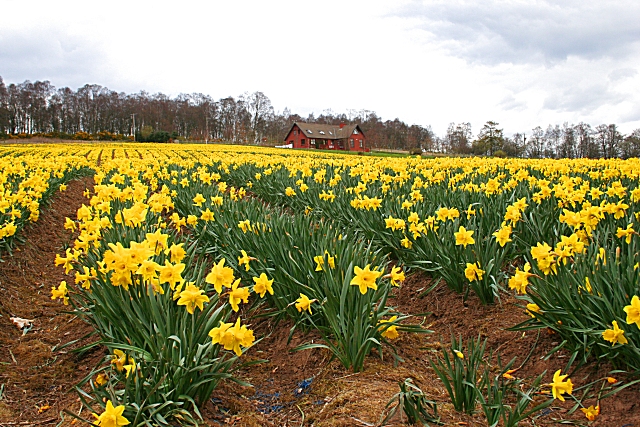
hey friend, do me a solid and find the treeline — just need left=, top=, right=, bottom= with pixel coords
left=0, top=77, right=435, bottom=149
left=0, top=77, right=277, bottom=143
left=443, top=121, right=640, bottom=159
left=1, top=77, right=638, bottom=158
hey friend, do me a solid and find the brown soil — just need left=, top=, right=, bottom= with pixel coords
left=0, top=176, right=99, bottom=425
left=209, top=276, right=640, bottom=427
left=0, top=178, right=638, bottom=426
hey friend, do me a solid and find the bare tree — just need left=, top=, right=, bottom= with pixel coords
left=575, top=123, right=598, bottom=158
left=594, top=124, right=622, bottom=159
left=239, top=92, right=274, bottom=144
left=0, top=77, right=10, bottom=134
left=619, top=129, right=640, bottom=159
left=544, top=124, right=562, bottom=158
left=445, top=122, right=472, bottom=154
left=503, top=133, right=525, bottom=157
left=526, top=126, right=545, bottom=158
left=556, top=123, right=576, bottom=159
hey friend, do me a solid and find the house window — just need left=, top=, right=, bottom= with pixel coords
left=310, top=139, right=316, bottom=145
left=359, top=139, right=363, bottom=148
left=350, top=138, right=354, bottom=148
left=294, top=129, right=298, bottom=135
left=353, top=129, right=358, bottom=134
left=301, top=139, right=306, bottom=145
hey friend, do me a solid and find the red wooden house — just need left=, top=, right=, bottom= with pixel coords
left=283, top=122, right=368, bottom=152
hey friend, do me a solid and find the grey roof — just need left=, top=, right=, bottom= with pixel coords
left=288, top=122, right=364, bottom=140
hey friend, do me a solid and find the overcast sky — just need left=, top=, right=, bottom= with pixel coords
left=1, top=0, right=639, bottom=136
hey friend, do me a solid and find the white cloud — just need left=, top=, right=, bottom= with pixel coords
left=395, top=0, right=640, bottom=64
left=1, top=0, right=639, bottom=137
left=609, top=68, right=638, bottom=82
left=498, top=94, right=527, bottom=112
left=0, top=28, right=110, bottom=88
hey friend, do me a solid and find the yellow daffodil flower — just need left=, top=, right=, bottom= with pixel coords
left=350, top=264, right=382, bottom=294
left=252, top=273, right=274, bottom=298
left=549, top=370, right=573, bottom=401
left=176, top=284, right=210, bottom=314
left=455, top=226, right=475, bottom=247
left=602, top=320, right=628, bottom=346
left=623, top=295, right=640, bottom=328
left=228, top=279, right=250, bottom=312
left=295, top=293, right=315, bottom=314
left=93, top=400, right=130, bottom=427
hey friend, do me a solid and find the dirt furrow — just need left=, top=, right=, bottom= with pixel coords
left=0, top=176, right=97, bottom=425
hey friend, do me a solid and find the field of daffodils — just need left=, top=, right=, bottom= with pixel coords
left=1, top=143, right=639, bottom=426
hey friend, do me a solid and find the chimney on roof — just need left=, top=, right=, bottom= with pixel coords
left=339, top=122, right=345, bottom=129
